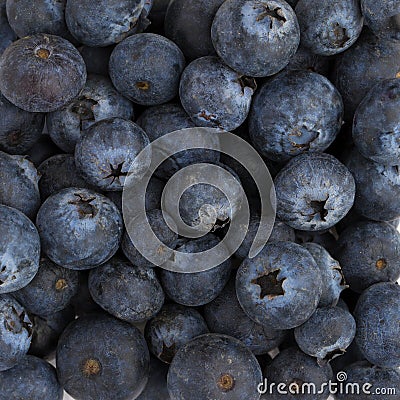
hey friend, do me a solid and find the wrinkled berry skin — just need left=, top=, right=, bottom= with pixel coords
left=137, top=357, right=170, bottom=400
left=275, top=152, right=355, bottom=231
left=0, top=355, right=63, bottom=400
left=353, top=78, right=400, bottom=165
left=109, top=33, right=185, bottom=105
left=47, top=74, right=135, bottom=153
left=295, top=0, right=363, bottom=56
left=88, top=258, right=165, bottom=324
left=75, top=117, right=151, bottom=191
left=249, top=70, right=343, bottom=162
left=168, top=334, right=262, bottom=400
left=0, top=205, right=40, bottom=294
left=179, top=56, right=256, bottom=131
left=57, top=313, right=150, bottom=400
left=145, top=303, right=209, bottom=363
left=211, top=0, right=300, bottom=77
left=204, top=279, right=286, bottom=355
left=236, top=241, right=322, bottom=330
left=335, top=221, right=400, bottom=293
left=0, top=34, right=86, bottom=112
left=0, top=0, right=16, bottom=56
left=0, top=295, right=32, bottom=371
left=354, top=282, right=400, bottom=368
left=36, top=188, right=123, bottom=270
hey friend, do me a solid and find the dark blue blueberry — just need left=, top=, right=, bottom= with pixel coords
left=249, top=70, right=343, bottom=162
left=236, top=241, right=322, bottom=330
left=75, top=117, right=151, bottom=191
left=0, top=355, right=63, bottom=400
left=36, top=188, right=123, bottom=269
left=137, top=356, right=170, bottom=400
left=0, top=0, right=16, bottom=56
left=25, top=135, right=60, bottom=167
left=148, top=0, right=170, bottom=34
left=353, top=78, right=400, bottom=165
left=79, top=46, right=113, bottom=76
left=0, top=34, right=87, bottom=112
left=0, top=205, right=40, bottom=294
left=179, top=56, right=256, bottom=131
left=109, top=33, right=185, bottom=105
left=168, top=333, right=263, bottom=400
left=57, top=313, right=150, bottom=400
left=88, top=257, right=165, bottom=323
left=145, top=303, right=209, bottom=363
left=354, top=282, right=400, bottom=368
left=275, top=152, right=355, bottom=231
left=211, top=0, right=300, bottom=77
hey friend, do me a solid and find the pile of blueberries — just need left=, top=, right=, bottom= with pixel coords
left=0, top=0, right=400, bottom=399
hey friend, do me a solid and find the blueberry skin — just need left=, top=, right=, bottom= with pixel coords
left=79, top=46, right=113, bottom=76
left=47, top=74, right=135, bottom=153
left=236, top=241, right=322, bottom=330
left=346, top=148, right=400, bottom=221
left=275, top=152, right=355, bottom=231
left=295, top=229, right=338, bottom=255
left=109, top=33, right=185, bottom=105
left=75, top=117, right=151, bottom=191
left=204, top=279, right=286, bottom=355
left=0, top=151, right=41, bottom=219
left=13, top=257, right=79, bottom=317
left=249, top=70, right=343, bottom=162
left=0, top=0, right=16, bottom=56
left=335, top=221, right=400, bottom=293
left=137, top=357, right=170, bottom=400
left=0, top=34, right=87, bottom=112
left=66, top=0, right=151, bottom=47
left=211, top=0, right=300, bottom=77
left=0, top=295, right=32, bottom=371
left=168, top=333, right=263, bottom=400
left=295, top=0, right=363, bottom=56
left=0, top=205, right=40, bottom=294
left=302, top=243, right=347, bottom=307
left=179, top=56, right=256, bottom=131
left=88, top=258, right=165, bottom=324
left=36, top=188, right=123, bottom=270
left=145, top=303, right=209, bottom=363
left=354, top=282, right=400, bottom=368
left=57, top=313, right=150, bottom=400
left=353, top=78, right=400, bottom=165
left=0, top=355, right=62, bottom=400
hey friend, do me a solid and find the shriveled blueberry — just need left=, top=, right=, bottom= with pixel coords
left=0, top=205, right=40, bottom=294
left=211, top=0, right=300, bottom=77
left=79, top=46, right=113, bottom=76
left=109, top=33, right=185, bottom=105
left=88, top=257, right=165, bottom=324
left=168, top=334, right=262, bottom=400
left=57, top=313, right=150, bottom=400
left=0, top=295, right=32, bottom=371
left=249, top=70, right=343, bottom=162
left=36, top=188, right=123, bottom=270
left=0, top=0, right=16, bottom=56
left=75, top=118, right=150, bottom=191
left=137, top=356, right=170, bottom=400
left=0, top=34, right=86, bottom=112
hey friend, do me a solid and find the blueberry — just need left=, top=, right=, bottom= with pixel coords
left=0, top=295, right=32, bottom=371
left=0, top=0, right=16, bottom=56
left=145, top=303, right=209, bottom=363
left=137, top=357, right=170, bottom=400
left=70, top=271, right=102, bottom=317
left=88, top=257, right=165, bottom=323
left=25, top=135, right=61, bottom=168
left=211, top=0, right=300, bottom=77
left=36, top=188, right=123, bottom=269
left=354, top=282, right=400, bottom=368
left=0, top=205, right=40, bottom=294
left=275, top=152, right=355, bottom=231
left=168, top=333, right=263, bottom=400
left=295, top=0, right=363, bottom=56
left=47, top=74, right=135, bottom=153
left=57, top=313, right=150, bottom=400
left=296, top=229, right=339, bottom=255
left=148, top=0, right=170, bottom=34
left=0, top=355, right=63, bottom=400
left=236, top=241, right=322, bottom=330
left=353, top=78, right=400, bottom=165
left=75, top=117, right=151, bottom=191
left=79, top=46, right=113, bottom=76
left=0, top=34, right=87, bottom=112
left=109, top=33, right=185, bottom=105
left=249, top=70, right=343, bottom=162
left=179, top=56, right=257, bottom=131
left=204, top=279, right=286, bottom=355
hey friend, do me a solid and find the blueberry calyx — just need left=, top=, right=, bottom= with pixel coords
left=82, top=358, right=102, bottom=378
left=68, top=193, right=97, bottom=218
left=251, top=270, right=286, bottom=300
left=217, top=373, right=235, bottom=392
left=254, top=3, right=287, bottom=28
